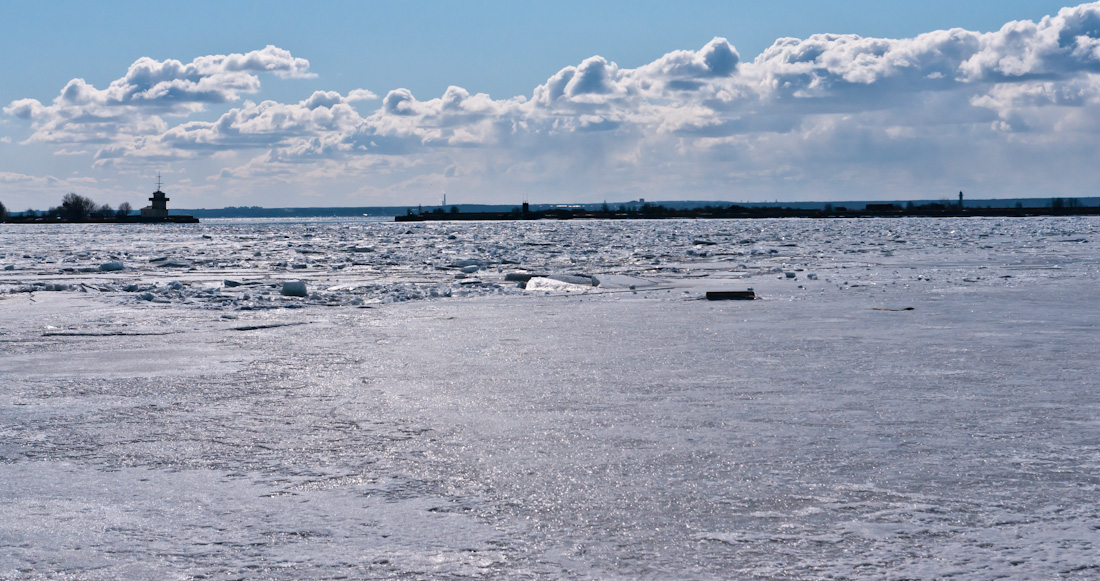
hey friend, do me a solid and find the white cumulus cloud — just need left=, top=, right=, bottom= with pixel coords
left=7, top=3, right=1100, bottom=206
left=3, top=46, right=316, bottom=146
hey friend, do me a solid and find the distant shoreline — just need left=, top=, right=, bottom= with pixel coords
left=394, top=204, right=1100, bottom=222
left=0, top=215, right=199, bottom=224
left=179, top=196, right=1100, bottom=219
left=4, top=196, right=1098, bottom=222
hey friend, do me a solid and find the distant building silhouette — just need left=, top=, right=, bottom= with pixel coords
left=141, top=173, right=170, bottom=218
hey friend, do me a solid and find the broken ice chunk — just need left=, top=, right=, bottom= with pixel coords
left=525, top=277, right=593, bottom=292
left=546, top=274, right=599, bottom=287
left=504, top=272, right=544, bottom=282
left=280, top=280, right=309, bottom=297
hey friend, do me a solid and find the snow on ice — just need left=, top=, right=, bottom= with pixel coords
left=1, top=216, right=1099, bottom=578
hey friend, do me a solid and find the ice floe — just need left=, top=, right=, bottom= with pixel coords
left=0, top=216, right=1096, bottom=310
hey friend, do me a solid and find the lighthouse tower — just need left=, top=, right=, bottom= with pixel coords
left=141, top=173, right=170, bottom=218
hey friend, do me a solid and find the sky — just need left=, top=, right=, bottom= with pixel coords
left=1, top=0, right=1097, bottom=210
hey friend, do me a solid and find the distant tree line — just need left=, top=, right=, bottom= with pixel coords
left=1049, top=197, right=1081, bottom=209
left=0, top=193, right=133, bottom=221
left=46, top=193, right=133, bottom=220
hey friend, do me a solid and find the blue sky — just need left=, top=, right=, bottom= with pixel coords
left=1, top=1, right=1095, bottom=209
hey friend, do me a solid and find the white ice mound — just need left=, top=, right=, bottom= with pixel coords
left=545, top=274, right=599, bottom=287
left=99, top=261, right=125, bottom=272
left=525, top=277, right=594, bottom=293
left=280, top=280, right=309, bottom=297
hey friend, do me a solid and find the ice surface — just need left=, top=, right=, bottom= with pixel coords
left=2, top=216, right=1097, bottom=310
left=2, top=217, right=1099, bottom=578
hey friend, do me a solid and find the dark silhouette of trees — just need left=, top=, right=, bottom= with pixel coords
left=1050, top=198, right=1082, bottom=209
left=61, top=192, right=97, bottom=220
left=0, top=200, right=7, bottom=220
left=116, top=202, right=133, bottom=217
left=638, top=203, right=669, bottom=216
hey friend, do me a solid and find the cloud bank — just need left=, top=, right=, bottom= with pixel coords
left=6, top=4, right=1100, bottom=205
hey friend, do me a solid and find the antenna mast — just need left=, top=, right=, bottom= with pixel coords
left=156, top=171, right=163, bottom=192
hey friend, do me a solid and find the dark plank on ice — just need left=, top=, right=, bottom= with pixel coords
left=706, top=291, right=756, bottom=300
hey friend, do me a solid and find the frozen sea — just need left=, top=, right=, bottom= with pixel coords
left=1, top=217, right=1099, bottom=579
